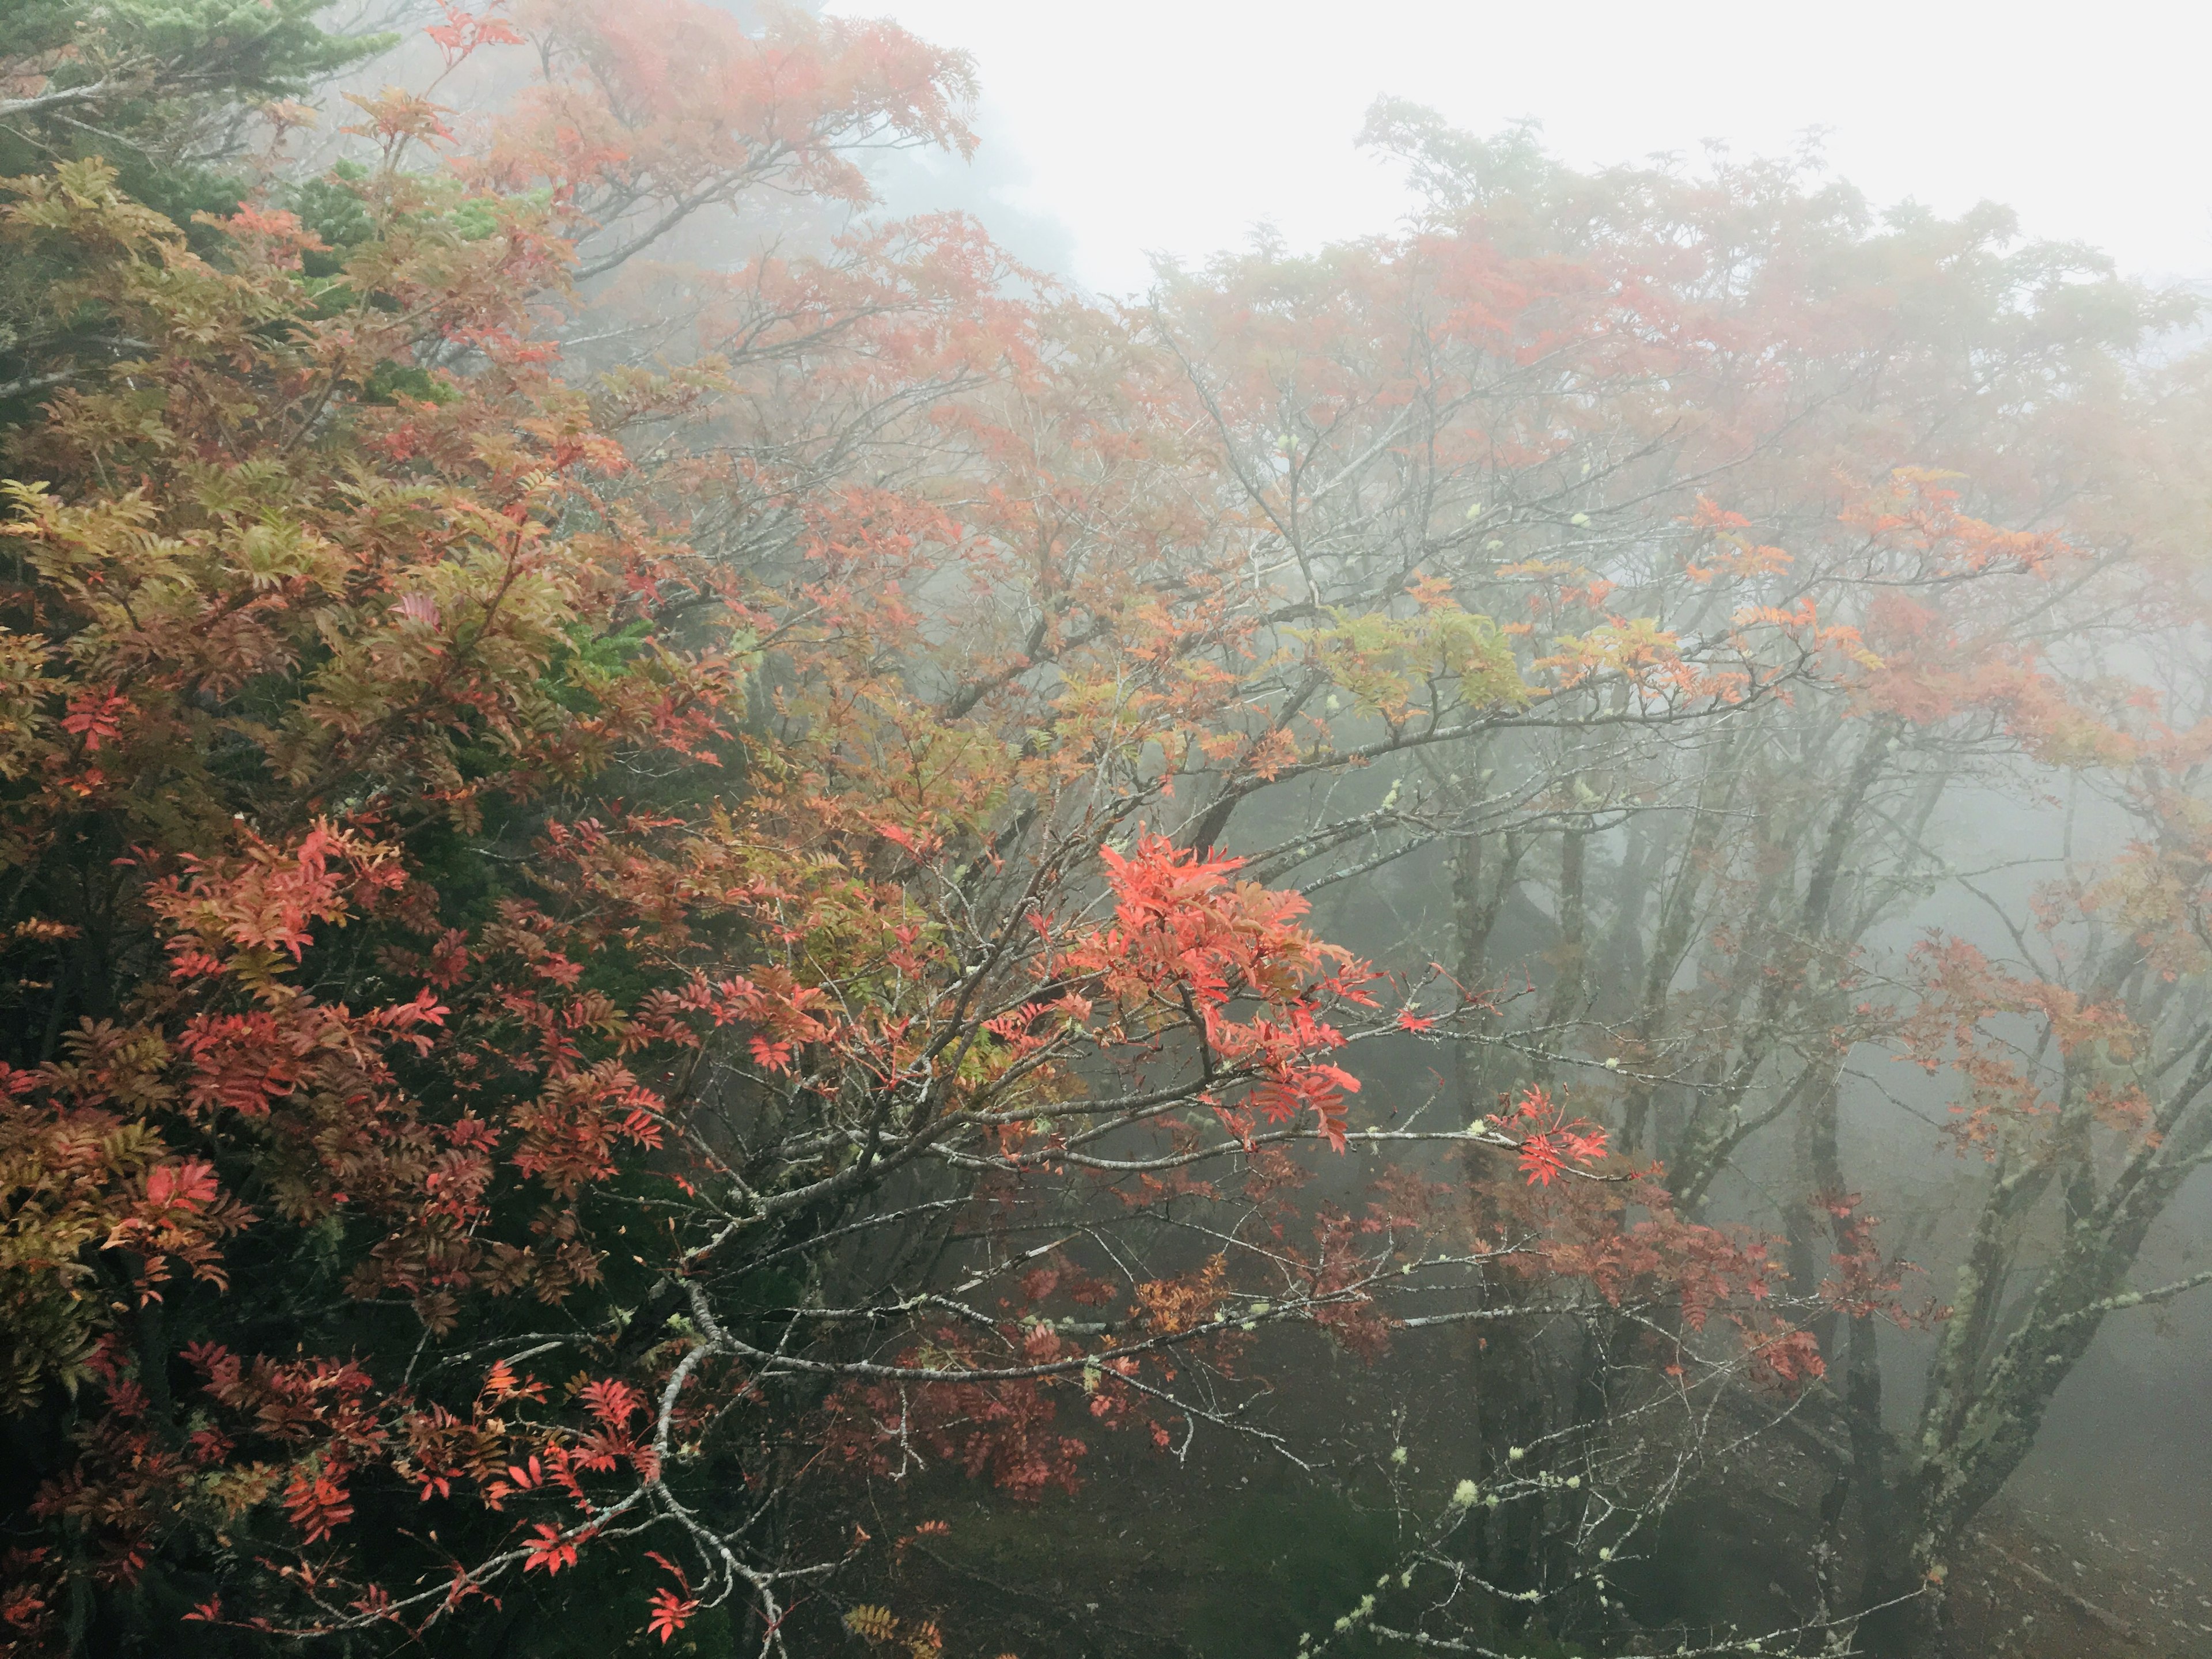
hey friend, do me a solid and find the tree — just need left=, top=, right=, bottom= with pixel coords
left=0, top=0, right=392, bottom=421
left=1300, top=103, right=2212, bottom=1658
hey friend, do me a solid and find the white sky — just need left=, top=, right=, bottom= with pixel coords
left=828, top=0, right=2212, bottom=296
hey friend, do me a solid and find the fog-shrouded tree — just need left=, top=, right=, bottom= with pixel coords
left=3, top=10, right=2211, bottom=1659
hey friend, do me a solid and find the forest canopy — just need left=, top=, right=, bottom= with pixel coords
left=2, top=5, right=2210, bottom=1658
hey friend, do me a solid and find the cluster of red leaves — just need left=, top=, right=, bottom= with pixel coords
left=1814, top=1191, right=1931, bottom=1327
left=1, top=1055, right=254, bottom=1406
left=1489, top=1163, right=1828, bottom=1391
left=824, top=1340, right=1090, bottom=1502
left=1493, top=1085, right=1611, bottom=1186
left=1900, top=936, right=2145, bottom=1156
left=1059, top=835, right=1376, bottom=1150
left=32, top=1318, right=673, bottom=1634
left=478, top=0, right=978, bottom=222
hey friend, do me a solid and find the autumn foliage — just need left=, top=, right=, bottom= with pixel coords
left=3, top=6, right=2211, bottom=1659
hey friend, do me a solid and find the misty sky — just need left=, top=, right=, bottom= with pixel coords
left=829, top=0, right=2212, bottom=295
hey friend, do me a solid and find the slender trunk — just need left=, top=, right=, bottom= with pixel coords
left=1789, top=1072, right=1844, bottom=1368
left=1537, top=814, right=1589, bottom=1064
left=1671, top=725, right=1895, bottom=1209
left=1451, top=830, right=1487, bottom=1120
left=1450, top=830, right=1522, bottom=1120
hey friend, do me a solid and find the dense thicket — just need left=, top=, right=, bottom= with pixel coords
left=3, top=6, right=2209, bottom=1658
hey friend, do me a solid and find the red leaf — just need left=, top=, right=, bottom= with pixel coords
left=646, top=1588, right=698, bottom=1642
left=524, top=1523, right=579, bottom=1575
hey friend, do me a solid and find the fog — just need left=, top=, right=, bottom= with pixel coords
left=839, top=0, right=2212, bottom=295
left=3, top=3, right=2210, bottom=1657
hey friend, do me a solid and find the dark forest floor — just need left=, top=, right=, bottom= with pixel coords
left=823, top=1341, right=2212, bottom=1659
left=854, top=1474, right=2212, bottom=1658
left=1946, top=1502, right=2212, bottom=1659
